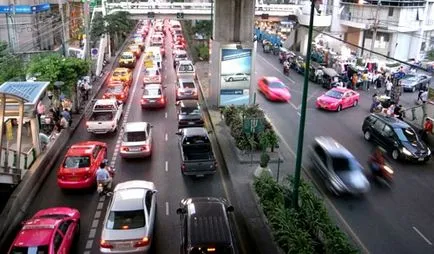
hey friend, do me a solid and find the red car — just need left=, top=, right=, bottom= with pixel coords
left=257, top=77, right=292, bottom=102
left=57, top=141, right=107, bottom=189
left=316, top=87, right=359, bottom=111
left=8, top=207, right=80, bottom=254
left=103, top=81, right=129, bottom=103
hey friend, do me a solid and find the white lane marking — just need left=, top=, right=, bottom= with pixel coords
left=85, top=240, right=93, bottom=249
left=97, top=202, right=104, bottom=210
left=88, top=228, right=96, bottom=239
left=94, top=210, right=101, bottom=219
left=91, top=219, right=99, bottom=228
left=413, top=226, right=433, bottom=245
left=165, top=161, right=168, bottom=172
left=165, top=112, right=168, bottom=118
left=83, top=251, right=91, bottom=254
left=297, top=111, right=301, bottom=116
left=165, top=133, right=168, bottom=141
left=257, top=53, right=295, bottom=83
left=289, top=101, right=298, bottom=110
left=165, top=202, right=169, bottom=215
left=99, top=195, right=105, bottom=202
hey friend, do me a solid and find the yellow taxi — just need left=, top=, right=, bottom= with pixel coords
left=110, top=68, right=133, bottom=87
left=118, top=51, right=136, bottom=68
left=127, top=44, right=142, bottom=59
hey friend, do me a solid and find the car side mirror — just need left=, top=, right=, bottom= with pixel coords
left=175, top=131, right=182, bottom=136
left=152, top=190, right=158, bottom=194
left=150, top=125, right=154, bottom=128
left=226, top=206, right=234, bottom=212
left=176, top=101, right=181, bottom=106
left=176, top=208, right=186, bottom=214
left=207, top=130, right=213, bottom=134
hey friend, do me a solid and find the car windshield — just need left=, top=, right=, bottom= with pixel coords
left=394, top=127, right=419, bottom=142
left=176, top=54, right=187, bottom=59
left=145, top=69, right=159, bottom=76
left=124, top=131, right=147, bottom=142
left=182, top=82, right=195, bottom=89
left=121, top=54, right=133, bottom=59
left=179, top=64, right=194, bottom=72
left=107, top=86, right=123, bottom=93
left=144, top=88, right=161, bottom=96
left=331, top=156, right=356, bottom=172
left=10, top=246, right=49, bottom=254
left=180, top=107, right=200, bottom=115
left=106, top=210, right=145, bottom=230
left=325, top=90, right=343, bottom=99
left=269, top=82, right=285, bottom=88
left=63, top=156, right=90, bottom=168
left=403, top=76, right=416, bottom=81
left=113, top=71, right=127, bottom=77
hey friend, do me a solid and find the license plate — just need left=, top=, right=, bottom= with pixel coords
left=69, top=176, right=80, bottom=181
left=418, top=158, right=424, bottom=161
left=116, top=242, right=131, bottom=249
left=130, top=148, right=140, bottom=151
left=149, top=100, right=155, bottom=102
left=188, top=122, right=195, bottom=125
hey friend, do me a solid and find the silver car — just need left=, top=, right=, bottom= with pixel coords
left=176, top=78, right=198, bottom=101
left=120, top=122, right=153, bottom=158
left=100, top=180, right=157, bottom=253
left=224, top=73, right=249, bottom=82
left=401, top=74, right=431, bottom=92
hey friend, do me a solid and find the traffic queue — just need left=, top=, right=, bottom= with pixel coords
left=7, top=19, right=237, bottom=254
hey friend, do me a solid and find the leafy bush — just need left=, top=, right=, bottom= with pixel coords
left=254, top=174, right=358, bottom=254
left=195, top=44, right=209, bottom=61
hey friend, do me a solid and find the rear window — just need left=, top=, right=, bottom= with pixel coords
left=10, top=246, right=49, bottom=254
left=179, top=64, right=194, bottom=72
left=121, top=54, right=133, bottom=59
left=63, top=156, right=91, bottom=168
left=145, top=69, right=159, bottom=76
left=184, top=135, right=209, bottom=144
left=176, top=54, right=187, bottom=59
left=106, top=210, right=145, bottom=230
left=112, top=71, right=127, bottom=77
left=144, top=88, right=162, bottom=96
left=107, top=86, right=123, bottom=93
left=180, top=107, right=200, bottom=115
left=124, top=131, right=147, bottom=142
left=182, top=82, right=195, bottom=89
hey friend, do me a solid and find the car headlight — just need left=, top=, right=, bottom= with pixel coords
left=402, top=147, right=412, bottom=156
left=427, top=148, right=431, bottom=156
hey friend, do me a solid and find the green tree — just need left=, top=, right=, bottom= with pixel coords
left=192, top=21, right=212, bottom=38
left=27, top=53, right=90, bottom=111
left=427, top=49, right=434, bottom=61
left=0, top=41, right=25, bottom=83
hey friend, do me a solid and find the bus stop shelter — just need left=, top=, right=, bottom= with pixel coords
left=0, top=81, right=50, bottom=185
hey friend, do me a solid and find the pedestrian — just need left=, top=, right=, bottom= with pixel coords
left=36, top=101, right=45, bottom=129
left=84, top=80, right=91, bottom=101
left=385, top=79, right=393, bottom=96
left=39, top=132, right=49, bottom=151
left=47, top=90, right=53, bottom=105
left=361, top=70, right=369, bottom=91
left=60, top=116, right=69, bottom=129
left=419, top=118, right=433, bottom=142
left=420, top=90, right=428, bottom=104
left=386, top=103, right=396, bottom=117
left=394, top=104, right=404, bottom=120
left=417, top=85, right=427, bottom=103
left=62, top=108, right=72, bottom=126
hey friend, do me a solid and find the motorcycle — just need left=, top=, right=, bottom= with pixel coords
left=369, top=161, right=394, bottom=187
left=283, top=65, right=290, bottom=76
left=97, top=166, right=116, bottom=196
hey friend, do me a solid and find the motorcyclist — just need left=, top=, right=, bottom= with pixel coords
left=283, top=59, right=290, bottom=74
left=96, top=161, right=113, bottom=195
left=369, top=147, right=385, bottom=177
left=370, top=93, right=381, bottom=113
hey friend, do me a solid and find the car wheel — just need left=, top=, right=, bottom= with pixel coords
left=392, top=149, right=400, bottom=160
left=353, top=100, right=358, bottom=107
left=228, top=77, right=233, bottom=82
left=336, top=105, right=342, bottom=112
left=364, top=131, right=371, bottom=141
left=412, top=86, right=416, bottom=92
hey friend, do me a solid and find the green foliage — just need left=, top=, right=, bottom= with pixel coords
left=192, top=21, right=212, bottom=38
left=91, top=11, right=135, bottom=49
left=259, top=152, right=270, bottom=168
left=27, top=54, right=90, bottom=96
left=194, top=44, right=209, bottom=61
left=90, top=13, right=105, bottom=39
left=253, top=174, right=358, bottom=254
left=427, top=49, right=434, bottom=61
left=0, top=41, right=26, bottom=83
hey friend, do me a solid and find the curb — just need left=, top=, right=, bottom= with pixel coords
left=0, top=32, right=134, bottom=250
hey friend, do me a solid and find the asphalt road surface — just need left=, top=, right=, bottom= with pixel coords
left=2, top=29, right=256, bottom=253
left=254, top=46, right=434, bottom=254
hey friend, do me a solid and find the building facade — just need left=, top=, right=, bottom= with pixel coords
left=334, top=0, right=434, bottom=61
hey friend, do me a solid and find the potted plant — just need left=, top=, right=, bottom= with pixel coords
left=254, top=133, right=273, bottom=177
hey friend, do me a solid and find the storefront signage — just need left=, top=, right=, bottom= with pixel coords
left=0, top=3, right=50, bottom=14
left=219, top=47, right=252, bottom=106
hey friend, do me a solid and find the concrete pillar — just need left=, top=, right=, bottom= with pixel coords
left=16, top=102, right=24, bottom=173
left=30, top=118, right=40, bottom=155
left=208, top=0, right=255, bottom=107
left=0, top=95, right=5, bottom=167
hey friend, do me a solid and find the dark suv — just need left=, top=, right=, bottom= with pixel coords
left=176, top=197, right=237, bottom=254
left=177, top=100, right=204, bottom=128
left=362, top=114, right=431, bottom=162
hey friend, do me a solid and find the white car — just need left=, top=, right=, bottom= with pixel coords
left=176, top=60, right=195, bottom=79
left=120, top=122, right=153, bottom=158
left=224, top=73, right=249, bottom=82
left=100, top=180, right=157, bottom=253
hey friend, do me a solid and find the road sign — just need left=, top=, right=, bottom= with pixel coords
left=243, top=118, right=264, bottom=134
left=91, top=48, right=98, bottom=59
left=177, top=12, right=184, bottom=19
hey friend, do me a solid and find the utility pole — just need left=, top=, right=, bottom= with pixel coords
left=83, top=0, right=91, bottom=60
left=369, top=0, right=381, bottom=58
left=6, top=0, right=18, bottom=52
left=57, top=0, right=69, bottom=57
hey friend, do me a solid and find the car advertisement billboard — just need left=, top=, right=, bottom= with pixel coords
left=219, top=47, right=252, bottom=106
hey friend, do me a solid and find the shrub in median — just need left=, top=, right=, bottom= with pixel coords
left=254, top=173, right=358, bottom=254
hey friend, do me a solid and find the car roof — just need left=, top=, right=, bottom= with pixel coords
left=179, top=78, right=195, bottom=83
left=179, top=60, right=193, bottom=65
left=175, top=50, right=187, bottom=55
left=330, top=87, right=354, bottom=93
left=121, top=51, right=134, bottom=56
left=264, top=76, right=281, bottom=82
left=112, top=181, right=155, bottom=211
left=182, top=127, right=208, bottom=136
left=180, top=100, right=199, bottom=108
left=144, top=84, right=162, bottom=89
left=314, top=136, right=354, bottom=158
left=67, top=141, right=102, bottom=156
left=14, top=215, right=64, bottom=246
left=114, top=67, right=130, bottom=72
left=185, top=198, right=232, bottom=246
left=368, top=114, right=410, bottom=128
left=124, top=122, right=148, bottom=132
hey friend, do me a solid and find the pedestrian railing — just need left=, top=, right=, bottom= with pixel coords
left=0, top=147, right=36, bottom=185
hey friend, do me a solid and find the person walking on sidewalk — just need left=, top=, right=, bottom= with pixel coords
left=385, top=79, right=393, bottom=96
left=37, top=101, right=45, bottom=129
left=417, top=85, right=428, bottom=103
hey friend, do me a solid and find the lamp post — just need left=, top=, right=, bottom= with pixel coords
left=292, top=0, right=318, bottom=210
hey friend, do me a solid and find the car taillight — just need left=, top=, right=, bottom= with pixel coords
left=120, top=94, right=125, bottom=99
left=102, top=95, right=107, bottom=99
left=86, top=122, right=90, bottom=128
left=141, top=98, right=148, bottom=104
left=134, top=237, right=150, bottom=247
left=181, top=163, right=186, bottom=171
left=111, top=124, right=115, bottom=128
left=177, top=90, right=183, bottom=96
left=158, top=97, right=165, bottom=103
left=100, top=240, right=113, bottom=249
left=213, top=161, right=218, bottom=168
left=121, top=146, right=129, bottom=151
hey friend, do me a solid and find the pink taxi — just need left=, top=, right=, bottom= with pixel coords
left=8, top=207, right=80, bottom=254
left=316, top=87, right=359, bottom=112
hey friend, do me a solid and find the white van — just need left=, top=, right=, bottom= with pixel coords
left=146, top=47, right=162, bottom=69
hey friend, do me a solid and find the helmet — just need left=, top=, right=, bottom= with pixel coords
left=99, top=162, right=106, bottom=169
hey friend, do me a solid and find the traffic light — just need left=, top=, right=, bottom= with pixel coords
left=177, top=12, right=184, bottom=19
left=148, top=12, right=155, bottom=18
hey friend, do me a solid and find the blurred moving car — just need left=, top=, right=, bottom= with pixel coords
left=141, top=84, right=167, bottom=109
left=176, top=78, right=198, bottom=101
left=257, top=76, right=291, bottom=102
left=57, top=141, right=107, bottom=189
left=120, top=122, right=153, bottom=158
left=177, top=100, right=204, bottom=128
left=143, top=67, right=162, bottom=84
left=224, top=73, right=249, bottom=82
left=111, top=68, right=133, bottom=87
left=400, top=74, right=431, bottom=92
left=8, top=207, right=80, bottom=254
left=176, top=197, right=237, bottom=254
left=310, top=136, right=370, bottom=196
left=103, top=81, right=130, bottom=103
left=362, top=114, right=431, bottom=162
left=316, top=87, right=359, bottom=112
left=100, top=181, right=157, bottom=253
left=119, top=51, right=137, bottom=68
left=127, top=44, right=142, bottom=58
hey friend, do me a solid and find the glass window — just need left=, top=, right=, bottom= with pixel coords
left=121, top=54, right=133, bottom=59
left=144, top=88, right=162, bottom=96
left=9, top=246, right=49, bottom=254
left=93, top=145, right=101, bottom=159
left=145, top=191, right=153, bottom=213
left=58, top=221, right=71, bottom=235
left=331, top=156, right=354, bottom=172
left=124, top=131, right=147, bottom=142
left=184, top=135, right=209, bottom=145
left=394, top=127, right=419, bottom=142
left=269, top=82, right=286, bottom=88
left=63, top=156, right=90, bottom=168
left=383, top=125, right=393, bottom=136
left=106, top=210, right=146, bottom=230
left=314, top=145, right=326, bottom=164
left=180, top=107, right=200, bottom=115
left=182, top=82, right=195, bottom=89
left=373, top=120, right=385, bottom=131
left=325, top=90, right=344, bottom=99
left=180, top=64, right=194, bottom=72
left=53, top=232, right=63, bottom=252
left=145, top=69, right=159, bottom=76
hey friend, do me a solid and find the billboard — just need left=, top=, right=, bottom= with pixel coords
left=219, top=47, right=252, bottom=106
left=0, top=3, right=50, bottom=14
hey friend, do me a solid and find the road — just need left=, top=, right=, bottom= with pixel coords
left=1, top=28, right=257, bottom=253
left=253, top=46, right=434, bottom=254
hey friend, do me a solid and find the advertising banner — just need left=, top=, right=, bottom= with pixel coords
left=219, top=48, right=252, bottom=106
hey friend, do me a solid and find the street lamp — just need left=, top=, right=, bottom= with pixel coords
left=292, top=0, right=321, bottom=209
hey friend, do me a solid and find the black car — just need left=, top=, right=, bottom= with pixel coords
left=176, top=197, right=237, bottom=254
left=362, top=114, right=431, bottom=162
left=177, top=100, right=204, bottom=128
